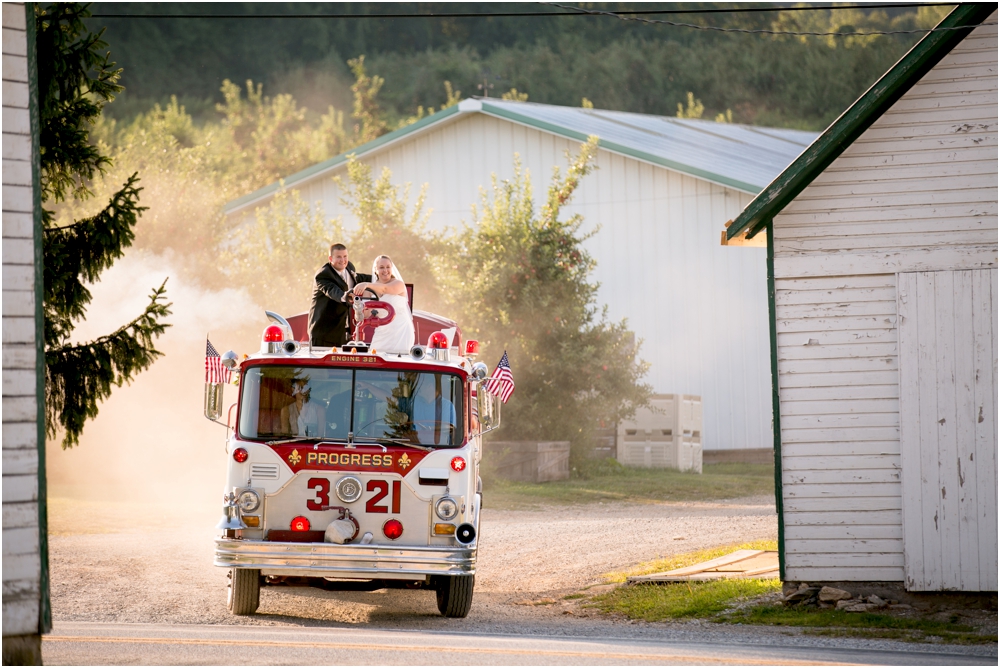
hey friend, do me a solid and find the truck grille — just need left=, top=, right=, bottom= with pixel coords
left=250, top=464, right=279, bottom=480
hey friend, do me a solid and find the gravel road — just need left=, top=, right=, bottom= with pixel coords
left=48, top=496, right=999, bottom=660
left=50, top=496, right=776, bottom=630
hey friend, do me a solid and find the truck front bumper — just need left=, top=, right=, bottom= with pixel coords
left=214, top=538, right=476, bottom=578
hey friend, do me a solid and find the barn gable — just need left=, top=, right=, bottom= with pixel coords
left=725, top=4, right=997, bottom=588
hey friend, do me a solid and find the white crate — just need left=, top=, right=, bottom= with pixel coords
left=616, top=394, right=702, bottom=473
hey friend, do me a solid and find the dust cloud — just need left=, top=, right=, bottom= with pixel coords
left=46, top=251, right=277, bottom=511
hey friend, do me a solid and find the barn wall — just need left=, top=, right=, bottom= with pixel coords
left=772, top=19, right=998, bottom=582
left=2, top=1, right=47, bottom=642
left=243, top=113, right=773, bottom=451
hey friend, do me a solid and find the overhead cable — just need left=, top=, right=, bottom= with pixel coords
left=90, top=3, right=959, bottom=20
left=544, top=2, right=994, bottom=36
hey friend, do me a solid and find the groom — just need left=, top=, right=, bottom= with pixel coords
left=308, top=243, right=371, bottom=347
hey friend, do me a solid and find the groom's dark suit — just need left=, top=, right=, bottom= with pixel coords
left=308, top=262, right=371, bottom=347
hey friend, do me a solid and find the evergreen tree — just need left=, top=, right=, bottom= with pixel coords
left=38, top=3, right=171, bottom=448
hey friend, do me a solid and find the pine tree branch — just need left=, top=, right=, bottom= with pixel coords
left=43, top=173, right=146, bottom=347
left=36, top=2, right=123, bottom=202
left=45, top=280, right=172, bottom=449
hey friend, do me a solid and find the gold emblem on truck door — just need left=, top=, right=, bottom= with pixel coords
left=288, top=449, right=302, bottom=466
left=398, top=453, right=411, bottom=469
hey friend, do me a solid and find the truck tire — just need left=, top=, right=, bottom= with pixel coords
left=227, top=568, right=260, bottom=615
left=435, top=574, right=474, bottom=618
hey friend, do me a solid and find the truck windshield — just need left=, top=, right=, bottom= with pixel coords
left=238, top=366, right=464, bottom=447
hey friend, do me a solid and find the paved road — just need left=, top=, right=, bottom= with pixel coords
left=43, top=621, right=997, bottom=666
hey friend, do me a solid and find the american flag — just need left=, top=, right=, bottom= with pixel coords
left=484, top=351, right=515, bottom=403
left=205, top=338, right=231, bottom=384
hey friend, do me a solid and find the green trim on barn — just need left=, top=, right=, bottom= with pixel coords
left=729, top=2, right=998, bottom=241
left=25, top=0, right=51, bottom=635
left=223, top=104, right=461, bottom=214
left=766, top=222, right=785, bottom=580
left=479, top=103, right=762, bottom=194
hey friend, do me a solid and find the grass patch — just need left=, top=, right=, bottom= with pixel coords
left=483, top=460, right=774, bottom=509
left=594, top=577, right=781, bottom=621
left=724, top=605, right=998, bottom=645
left=590, top=540, right=996, bottom=645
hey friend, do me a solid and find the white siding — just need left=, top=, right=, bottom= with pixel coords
left=240, top=113, right=773, bottom=451
left=772, top=18, right=998, bottom=584
left=897, top=269, right=997, bottom=591
left=2, top=1, right=42, bottom=636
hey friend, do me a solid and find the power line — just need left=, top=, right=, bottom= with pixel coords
left=546, top=2, right=992, bottom=36
left=89, top=3, right=959, bottom=20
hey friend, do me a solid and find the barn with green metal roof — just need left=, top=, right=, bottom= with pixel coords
left=226, top=99, right=818, bottom=455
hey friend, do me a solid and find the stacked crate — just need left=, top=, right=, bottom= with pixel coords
left=616, top=394, right=703, bottom=472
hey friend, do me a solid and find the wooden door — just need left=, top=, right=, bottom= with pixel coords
left=897, top=268, right=997, bottom=591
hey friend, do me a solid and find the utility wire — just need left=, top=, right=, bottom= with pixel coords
left=90, top=3, right=959, bottom=20
left=545, top=2, right=994, bottom=36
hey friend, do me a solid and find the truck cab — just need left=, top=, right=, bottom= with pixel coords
left=205, top=317, right=500, bottom=617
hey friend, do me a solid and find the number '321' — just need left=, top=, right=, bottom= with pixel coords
left=306, top=478, right=401, bottom=513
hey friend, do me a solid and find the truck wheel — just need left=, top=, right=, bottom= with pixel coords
left=435, top=575, right=474, bottom=618
left=227, top=568, right=260, bottom=615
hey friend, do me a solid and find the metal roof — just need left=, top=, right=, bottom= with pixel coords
left=479, top=100, right=817, bottom=194
left=224, top=99, right=818, bottom=215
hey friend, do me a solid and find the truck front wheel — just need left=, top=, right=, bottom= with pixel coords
left=227, top=568, right=260, bottom=615
left=434, top=574, right=474, bottom=617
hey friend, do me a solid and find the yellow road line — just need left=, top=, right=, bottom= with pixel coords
left=45, top=635, right=853, bottom=665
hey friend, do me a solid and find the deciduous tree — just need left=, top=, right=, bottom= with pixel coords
left=440, top=137, right=651, bottom=453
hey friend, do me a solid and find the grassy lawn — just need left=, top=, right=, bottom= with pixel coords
left=483, top=460, right=775, bottom=509
left=588, top=540, right=997, bottom=645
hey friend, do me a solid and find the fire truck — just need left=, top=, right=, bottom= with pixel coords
left=204, top=292, right=501, bottom=617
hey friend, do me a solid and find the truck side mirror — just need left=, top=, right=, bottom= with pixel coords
left=205, top=383, right=224, bottom=422
left=476, top=386, right=501, bottom=434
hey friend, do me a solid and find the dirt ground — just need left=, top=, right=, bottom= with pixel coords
left=48, top=495, right=777, bottom=631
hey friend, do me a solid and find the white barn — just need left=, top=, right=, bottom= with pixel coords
left=226, top=100, right=816, bottom=452
left=2, top=2, right=51, bottom=662
left=725, top=5, right=997, bottom=590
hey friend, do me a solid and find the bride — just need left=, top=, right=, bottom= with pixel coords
left=352, top=255, right=415, bottom=354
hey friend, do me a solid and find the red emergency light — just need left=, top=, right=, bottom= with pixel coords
left=465, top=340, right=479, bottom=356
left=383, top=519, right=404, bottom=540
left=290, top=516, right=310, bottom=532
left=428, top=331, right=449, bottom=349
left=232, top=447, right=249, bottom=463
left=263, top=325, right=284, bottom=342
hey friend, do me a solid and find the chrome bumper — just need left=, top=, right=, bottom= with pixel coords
left=214, top=539, right=476, bottom=578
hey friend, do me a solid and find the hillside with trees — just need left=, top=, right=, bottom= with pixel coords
left=89, top=2, right=951, bottom=129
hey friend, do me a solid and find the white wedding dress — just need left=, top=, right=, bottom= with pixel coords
left=369, top=291, right=414, bottom=354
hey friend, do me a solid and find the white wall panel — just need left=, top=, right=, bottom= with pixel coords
left=2, top=0, right=43, bottom=639
left=897, top=269, right=998, bottom=591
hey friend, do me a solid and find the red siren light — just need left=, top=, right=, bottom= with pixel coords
left=428, top=331, right=449, bottom=349
left=465, top=340, right=480, bottom=356
left=232, top=447, right=249, bottom=463
left=263, top=325, right=284, bottom=342
left=383, top=519, right=404, bottom=540
left=451, top=456, right=466, bottom=472
left=290, top=516, right=310, bottom=532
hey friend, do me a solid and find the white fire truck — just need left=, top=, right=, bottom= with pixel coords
left=204, top=296, right=501, bottom=617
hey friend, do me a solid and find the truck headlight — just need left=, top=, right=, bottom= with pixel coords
left=237, top=489, right=260, bottom=513
left=435, top=496, right=459, bottom=521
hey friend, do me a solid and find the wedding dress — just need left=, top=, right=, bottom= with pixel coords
left=369, top=291, right=414, bottom=354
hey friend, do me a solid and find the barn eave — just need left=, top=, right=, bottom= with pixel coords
left=727, top=2, right=998, bottom=242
